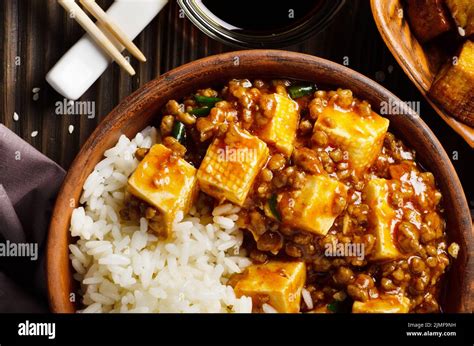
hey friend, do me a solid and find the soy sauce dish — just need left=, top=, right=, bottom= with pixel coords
left=47, top=50, right=473, bottom=313
left=178, top=0, right=346, bottom=48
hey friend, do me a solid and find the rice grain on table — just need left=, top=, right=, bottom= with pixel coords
left=69, top=127, right=252, bottom=313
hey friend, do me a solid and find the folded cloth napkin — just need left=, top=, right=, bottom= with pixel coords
left=0, top=124, right=65, bottom=312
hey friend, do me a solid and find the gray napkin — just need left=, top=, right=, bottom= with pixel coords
left=0, top=124, right=65, bottom=312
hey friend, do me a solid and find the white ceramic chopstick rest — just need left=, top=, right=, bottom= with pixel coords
left=46, top=0, right=168, bottom=101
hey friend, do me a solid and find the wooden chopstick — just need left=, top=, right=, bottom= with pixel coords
left=57, top=0, right=136, bottom=76
left=80, top=0, right=146, bottom=62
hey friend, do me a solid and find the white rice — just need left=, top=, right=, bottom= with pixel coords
left=69, top=127, right=253, bottom=313
left=262, top=304, right=278, bottom=313
left=301, top=288, right=313, bottom=310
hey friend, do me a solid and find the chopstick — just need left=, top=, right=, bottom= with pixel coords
left=79, top=0, right=146, bottom=62
left=57, top=0, right=136, bottom=76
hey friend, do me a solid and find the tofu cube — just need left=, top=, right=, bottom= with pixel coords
left=353, top=295, right=410, bottom=313
left=429, top=40, right=474, bottom=126
left=197, top=125, right=269, bottom=206
left=314, top=105, right=389, bottom=175
left=364, top=179, right=403, bottom=261
left=232, top=261, right=306, bottom=313
left=279, top=175, right=348, bottom=236
left=257, top=93, right=299, bottom=156
left=128, top=144, right=198, bottom=237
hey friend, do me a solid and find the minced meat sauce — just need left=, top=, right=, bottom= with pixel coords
left=121, top=79, right=455, bottom=313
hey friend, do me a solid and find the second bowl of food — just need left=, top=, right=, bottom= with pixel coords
left=47, top=50, right=473, bottom=313
left=371, top=0, right=474, bottom=147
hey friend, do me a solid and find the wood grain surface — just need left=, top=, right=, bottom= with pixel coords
left=1, top=0, right=473, bottom=206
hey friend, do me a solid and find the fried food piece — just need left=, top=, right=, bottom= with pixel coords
left=314, top=104, right=389, bottom=176
left=353, top=295, right=410, bottom=313
left=256, top=93, right=299, bottom=156
left=128, top=144, right=198, bottom=238
left=232, top=261, right=306, bottom=313
left=446, top=0, right=474, bottom=36
left=278, top=175, right=348, bottom=236
left=429, top=40, right=474, bottom=126
left=197, top=124, right=269, bottom=206
left=364, top=179, right=404, bottom=261
left=406, top=0, right=453, bottom=42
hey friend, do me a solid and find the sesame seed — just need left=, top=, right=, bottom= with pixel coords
left=13, top=112, right=19, bottom=121
left=31, top=131, right=38, bottom=137
left=33, top=93, right=40, bottom=101
left=68, top=125, right=74, bottom=134
left=32, top=87, right=41, bottom=93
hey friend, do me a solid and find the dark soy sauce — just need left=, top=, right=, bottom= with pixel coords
left=199, top=0, right=324, bottom=35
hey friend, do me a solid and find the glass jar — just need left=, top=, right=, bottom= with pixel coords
left=178, top=0, right=346, bottom=48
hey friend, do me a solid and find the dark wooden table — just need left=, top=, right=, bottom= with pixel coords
left=1, top=0, right=472, bottom=208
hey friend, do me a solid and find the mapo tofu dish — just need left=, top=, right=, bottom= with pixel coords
left=70, top=78, right=459, bottom=313
left=116, top=79, right=459, bottom=313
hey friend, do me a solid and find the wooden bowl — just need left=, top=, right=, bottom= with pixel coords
left=371, top=0, right=474, bottom=148
left=46, top=50, right=473, bottom=313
